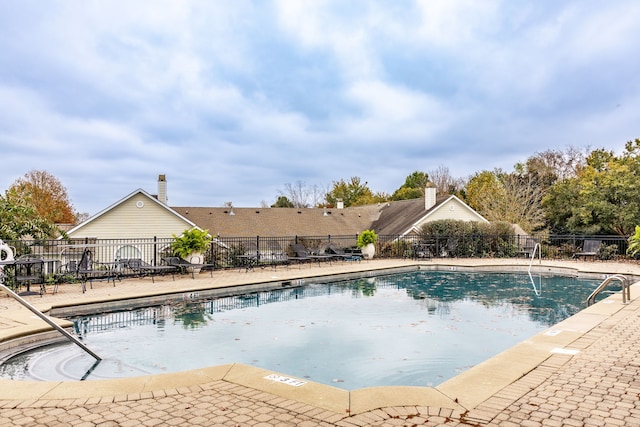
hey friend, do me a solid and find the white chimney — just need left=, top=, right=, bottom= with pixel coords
left=425, top=184, right=436, bottom=210
left=336, top=198, right=344, bottom=209
left=158, top=174, right=167, bottom=204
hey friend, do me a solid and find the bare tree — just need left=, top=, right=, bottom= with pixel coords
left=279, top=181, right=311, bottom=208
left=465, top=169, right=545, bottom=233
left=499, top=173, right=546, bottom=232
left=309, top=184, right=328, bottom=208
left=427, top=165, right=464, bottom=195
left=523, top=145, right=589, bottom=183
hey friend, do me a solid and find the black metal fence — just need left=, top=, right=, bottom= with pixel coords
left=1, top=233, right=632, bottom=277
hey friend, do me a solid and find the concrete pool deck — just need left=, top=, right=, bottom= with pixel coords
left=1, top=258, right=640, bottom=426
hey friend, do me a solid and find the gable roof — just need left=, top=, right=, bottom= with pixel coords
left=370, top=195, right=488, bottom=237
left=175, top=194, right=486, bottom=239
left=64, top=189, right=197, bottom=237
left=171, top=205, right=379, bottom=237
left=370, top=197, right=444, bottom=236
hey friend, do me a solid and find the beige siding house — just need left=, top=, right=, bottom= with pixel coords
left=63, top=188, right=197, bottom=264
left=65, top=189, right=196, bottom=239
left=370, top=187, right=488, bottom=237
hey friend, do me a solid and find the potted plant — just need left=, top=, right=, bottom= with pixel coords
left=171, top=228, right=213, bottom=268
left=627, top=225, right=640, bottom=259
left=357, top=229, right=378, bottom=259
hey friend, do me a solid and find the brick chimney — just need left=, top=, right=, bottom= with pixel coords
left=425, top=183, right=436, bottom=210
left=158, top=174, right=167, bottom=204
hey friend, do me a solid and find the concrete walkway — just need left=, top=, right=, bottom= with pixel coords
left=1, top=258, right=640, bottom=426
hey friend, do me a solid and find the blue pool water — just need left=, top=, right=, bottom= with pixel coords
left=0, top=270, right=600, bottom=389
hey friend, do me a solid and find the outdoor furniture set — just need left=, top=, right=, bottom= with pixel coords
left=237, top=242, right=363, bottom=273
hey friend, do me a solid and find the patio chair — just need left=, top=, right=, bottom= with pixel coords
left=163, top=256, right=214, bottom=278
left=286, top=244, right=313, bottom=267
left=517, top=237, right=539, bottom=258
left=573, top=239, right=602, bottom=261
left=74, top=249, right=117, bottom=293
left=123, top=258, right=178, bottom=283
left=259, top=241, right=290, bottom=270
left=324, top=243, right=362, bottom=262
left=292, top=244, right=333, bottom=266
left=411, top=240, right=434, bottom=260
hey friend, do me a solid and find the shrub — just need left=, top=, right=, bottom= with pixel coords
left=357, top=230, right=378, bottom=248
left=171, top=228, right=213, bottom=259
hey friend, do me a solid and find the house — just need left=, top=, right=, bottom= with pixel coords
left=65, top=175, right=487, bottom=249
left=370, top=185, right=488, bottom=237
left=65, top=188, right=195, bottom=239
left=62, top=178, right=197, bottom=262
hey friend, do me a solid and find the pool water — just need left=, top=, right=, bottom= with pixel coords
left=0, top=271, right=600, bottom=389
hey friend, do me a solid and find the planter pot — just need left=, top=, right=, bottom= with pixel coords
left=185, top=252, right=203, bottom=273
left=360, top=243, right=375, bottom=259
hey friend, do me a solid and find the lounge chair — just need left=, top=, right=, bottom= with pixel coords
left=163, top=256, right=214, bottom=278
left=292, top=244, right=333, bottom=266
left=123, top=258, right=178, bottom=283
left=259, top=241, right=290, bottom=270
left=573, top=239, right=601, bottom=261
left=324, top=243, right=362, bottom=262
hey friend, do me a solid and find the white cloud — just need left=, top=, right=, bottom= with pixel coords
left=1, top=1, right=639, bottom=213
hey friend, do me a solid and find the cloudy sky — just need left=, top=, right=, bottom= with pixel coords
left=1, top=1, right=639, bottom=215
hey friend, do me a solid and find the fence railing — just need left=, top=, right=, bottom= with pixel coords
left=1, top=233, right=631, bottom=276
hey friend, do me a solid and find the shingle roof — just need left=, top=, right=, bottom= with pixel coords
left=369, top=197, right=449, bottom=236
left=172, top=196, right=458, bottom=238
left=171, top=205, right=380, bottom=237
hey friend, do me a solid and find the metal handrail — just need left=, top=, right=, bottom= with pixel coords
left=0, top=282, right=101, bottom=361
left=587, top=274, right=630, bottom=306
left=528, top=242, right=541, bottom=271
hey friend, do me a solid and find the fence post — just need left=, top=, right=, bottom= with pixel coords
left=153, top=236, right=158, bottom=266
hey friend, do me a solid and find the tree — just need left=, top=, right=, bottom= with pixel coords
left=391, top=171, right=429, bottom=201
left=0, top=195, right=56, bottom=240
left=325, top=177, right=380, bottom=207
left=542, top=141, right=640, bottom=235
left=271, top=196, right=294, bottom=208
left=464, top=170, right=505, bottom=218
left=278, top=181, right=326, bottom=208
left=519, top=146, right=587, bottom=185
left=427, top=165, right=463, bottom=196
left=465, top=169, right=545, bottom=233
left=5, top=170, right=77, bottom=224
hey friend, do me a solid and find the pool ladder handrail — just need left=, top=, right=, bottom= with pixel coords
left=586, top=274, right=630, bottom=306
left=527, top=243, right=542, bottom=296
left=0, top=282, right=102, bottom=361
left=528, top=242, right=541, bottom=270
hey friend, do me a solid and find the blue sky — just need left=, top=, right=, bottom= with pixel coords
left=1, top=1, right=639, bottom=215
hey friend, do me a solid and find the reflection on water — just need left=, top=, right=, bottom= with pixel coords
left=0, top=271, right=599, bottom=389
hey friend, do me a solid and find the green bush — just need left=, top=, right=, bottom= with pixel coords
left=417, top=220, right=516, bottom=258
left=357, top=230, right=378, bottom=248
left=171, top=228, right=213, bottom=259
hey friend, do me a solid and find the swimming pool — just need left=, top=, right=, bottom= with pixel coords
left=0, top=270, right=600, bottom=389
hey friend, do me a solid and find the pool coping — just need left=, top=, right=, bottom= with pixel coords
left=0, top=259, right=638, bottom=417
